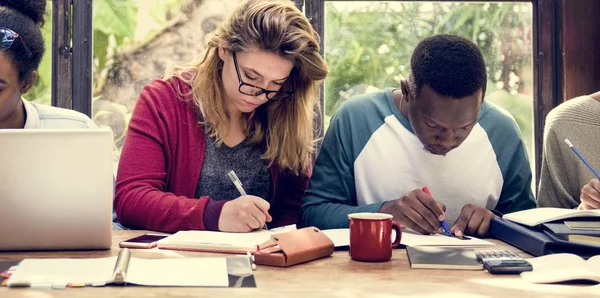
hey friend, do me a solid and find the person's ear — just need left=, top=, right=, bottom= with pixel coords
left=400, top=79, right=412, bottom=103
left=20, top=71, right=37, bottom=94
left=218, top=46, right=229, bottom=61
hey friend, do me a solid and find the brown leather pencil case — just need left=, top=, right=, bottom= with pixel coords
left=254, top=227, right=334, bottom=267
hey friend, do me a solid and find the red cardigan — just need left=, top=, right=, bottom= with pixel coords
left=114, top=77, right=311, bottom=233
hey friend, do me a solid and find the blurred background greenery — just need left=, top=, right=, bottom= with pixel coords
left=324, top=1, right=533, bottom=166
left=27, top=0, right=533, bottom=172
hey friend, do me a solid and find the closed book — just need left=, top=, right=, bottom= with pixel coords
left=490, top=217, right=600, bottom=258
left=542, top=222, right=600, bottom=246
left=568, top=235, right=600, bottom=246
left=406, top=246, right=483, bottom=270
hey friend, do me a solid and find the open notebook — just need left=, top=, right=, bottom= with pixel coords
left=503, top=208, right=600, bottom=227
left=320, top=228, right=494, bottom=248
left=157, top=225, right=297, bottom=254
left=7, top=248, right=230, bottom=288
left=520, top=253, right=600, bottom=284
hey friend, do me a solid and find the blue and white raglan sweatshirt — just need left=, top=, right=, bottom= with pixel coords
left=301, top=88, right=535, bottom=229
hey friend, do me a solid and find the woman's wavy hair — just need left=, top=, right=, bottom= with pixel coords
left=167, top=0, right=327, bottom=174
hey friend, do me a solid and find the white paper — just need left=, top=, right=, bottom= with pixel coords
left=126, top=257, right=228, bottom=287
left=520, top=254, right=600, bottom=284
left=503, top=208, right=600, bottom=227
left=158, top=224, right=297, bottom=252
left=321, top=229, right=350, bottom=247
left=8, top=257, right=116, bottom=286
left=320, top=228, right=493, bottom=247
left=400, top=229, right=495, bottom=247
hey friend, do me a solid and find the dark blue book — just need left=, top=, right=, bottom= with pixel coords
left=489, top=218, right=600, bottom=259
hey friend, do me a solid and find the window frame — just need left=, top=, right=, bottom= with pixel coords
left=51, top=0, right=93, bottom=116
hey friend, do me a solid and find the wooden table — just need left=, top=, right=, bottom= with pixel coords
left=0, top=231, right=598, bottom=298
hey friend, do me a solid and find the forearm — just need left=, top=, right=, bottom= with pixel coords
left=114, top=183, right=214, bottom=232
left=301, top=199, right=384, bottom=229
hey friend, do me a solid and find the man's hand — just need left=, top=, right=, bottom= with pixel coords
left=380, top=189, right=446, bottom=234
left=218, top=195, right=272, bottom=232
left=579, top=179, right=600, bottom=210
left=451, top=204, right=497, bottom=238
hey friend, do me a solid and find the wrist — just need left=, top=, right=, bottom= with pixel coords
left=379, top=201, right=393, bottom=215
left=203, top=199, right=228, bottom=231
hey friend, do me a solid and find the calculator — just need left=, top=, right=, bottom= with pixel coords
left=475, top=250, right=533, bottom=274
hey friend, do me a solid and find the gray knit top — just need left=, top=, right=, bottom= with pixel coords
left=537, top=95, right=600, bottom=208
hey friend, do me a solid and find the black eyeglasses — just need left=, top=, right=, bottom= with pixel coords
left=0, top=28, right=31, bottom=55
left=232, top=52, right=294, bottom=101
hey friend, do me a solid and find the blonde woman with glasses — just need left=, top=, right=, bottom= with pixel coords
left=115, top=0, right=328, bottom=233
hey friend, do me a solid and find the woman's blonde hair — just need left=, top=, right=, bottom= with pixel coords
left=167, top=0, right=327, bottom=174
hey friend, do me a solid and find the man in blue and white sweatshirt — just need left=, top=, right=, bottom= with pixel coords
left=301, top=34, right=535, bottom=237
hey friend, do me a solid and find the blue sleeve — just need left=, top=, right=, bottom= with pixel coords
left=300, top=102, right=385, bottom=229
left=494, top=139, right=536, bottom=214
left=478, top=102, right=536, bottom=215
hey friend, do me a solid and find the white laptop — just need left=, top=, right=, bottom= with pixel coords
left=0, top=129, right=114, bottom=251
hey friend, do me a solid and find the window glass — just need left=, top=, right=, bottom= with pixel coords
left=92, top=0, right=243, bottom=170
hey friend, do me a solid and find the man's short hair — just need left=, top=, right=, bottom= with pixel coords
left=410, top=34, right=487, bottom=99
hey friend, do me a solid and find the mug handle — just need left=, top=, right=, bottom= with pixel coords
left=391, top=221, right=402, bottom=248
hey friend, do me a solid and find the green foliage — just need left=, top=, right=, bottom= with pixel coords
left=324, top=2, right=533, bottom=116
left=324, top=2, right=534, bottom=161
left=27, top=0, right=185, bottom=105
left=93, top=0, right=138, bottom=73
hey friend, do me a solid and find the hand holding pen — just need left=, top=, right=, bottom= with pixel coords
left=422, top=187, right=497, bottom=238
left=379, top=187, right=447, bottom=235
left=421, top=187, right=452, bottom=237
left=217, top=170, right=271, bottom=232
left=565, top=139, right=600, bottom=210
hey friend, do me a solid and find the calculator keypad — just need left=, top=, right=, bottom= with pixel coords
left=474, top=250, right=533, bottom=274
left=476, top=249, right=521, bottom=261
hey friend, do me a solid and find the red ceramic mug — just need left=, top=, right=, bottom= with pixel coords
left=348, top=213, right=402, bottom=262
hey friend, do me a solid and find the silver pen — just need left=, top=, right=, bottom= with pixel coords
left=227, top=170, right=268, bottom=230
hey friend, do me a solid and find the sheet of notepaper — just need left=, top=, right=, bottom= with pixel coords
left=320, top=228, right=495, bottom=248
left=401, top=229, right=495, bottom=247
left=8, top=257, right=116, bottom=286
left=127, top=257, right=229, bottom=287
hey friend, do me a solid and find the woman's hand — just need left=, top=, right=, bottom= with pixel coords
left=579, top=179, right=600, bottom=210
left=218, top=195, right=272, bottom=232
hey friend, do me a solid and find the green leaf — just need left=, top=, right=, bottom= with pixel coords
left=93, top=31, right=109, bottom=71
left=472, top=10, right=481, bottom=41
left=93, top=0, right=137, bottom=38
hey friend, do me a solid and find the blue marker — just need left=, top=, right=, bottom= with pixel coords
left=422, top=187, right=452, bottom=237
left=565, top=139, right=600, bottom=179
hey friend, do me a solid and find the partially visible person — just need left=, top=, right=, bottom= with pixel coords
left=0, top=0, right=95, bottom=129
left=114, top=0, right=327, bottom=233
left=301, top=34, right=535, bottom=237
left=537, top=91, right=600, bottom=210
